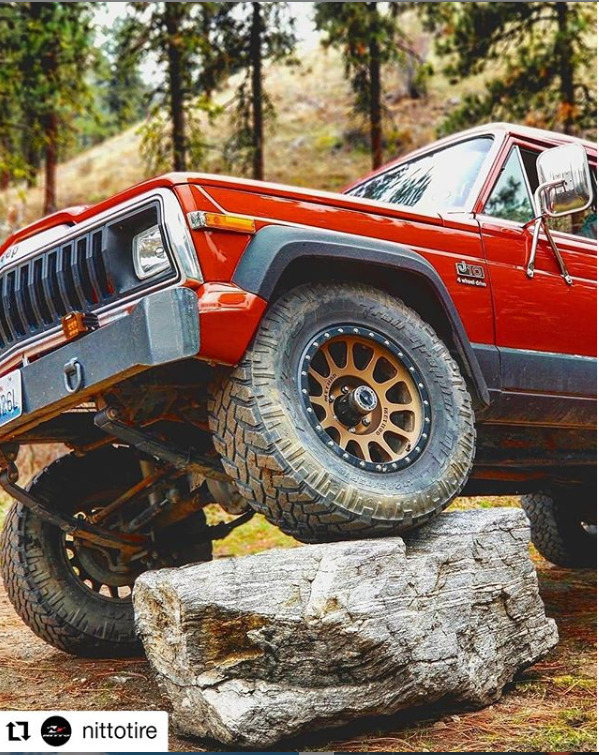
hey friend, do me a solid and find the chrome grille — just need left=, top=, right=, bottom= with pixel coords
left=0, top=228, right=113, bottom=355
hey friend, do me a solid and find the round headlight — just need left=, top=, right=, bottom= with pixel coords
left=132, top=225, right=172, bottom=280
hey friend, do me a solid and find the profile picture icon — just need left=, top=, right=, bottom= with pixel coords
left=40, top=715, right=72, bottom=746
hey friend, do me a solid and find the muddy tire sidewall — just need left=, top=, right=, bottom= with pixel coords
left=211, top=284, right=476, bottom=540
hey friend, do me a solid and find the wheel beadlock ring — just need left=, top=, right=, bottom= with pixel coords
left=299, top=325, right=432, bottom=473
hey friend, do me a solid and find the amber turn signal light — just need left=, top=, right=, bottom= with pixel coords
left=62, top=311, right=100, bottom=341
left=187, top=211, right=256, bottom=234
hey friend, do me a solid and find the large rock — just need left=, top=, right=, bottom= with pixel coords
left=134, top=509, right=558, bottom=748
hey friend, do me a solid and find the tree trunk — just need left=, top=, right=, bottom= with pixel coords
left=43, top=111, right=58, bottom=215
left=37, top=1, right=57, bottom=215
left=24, top=138, right=39, bottom=189
left=250, top=2, right=264, bottom=181
left=368, top=3, right=383, bottom=170
left=556, top=2, right=575, bottom=136
left=165, top=4, right=187, bottom=171
left=30, top=2, right=58, bottom=213
left=405, top=54, right=421, bottom=100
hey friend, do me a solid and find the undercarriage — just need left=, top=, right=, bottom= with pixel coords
left=1, top=356, right=595, bottom=570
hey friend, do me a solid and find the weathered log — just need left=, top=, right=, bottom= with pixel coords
left=134, top=508, right=558, bottom=748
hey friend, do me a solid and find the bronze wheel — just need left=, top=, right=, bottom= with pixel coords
left=300, top=326, right=431, bottom=472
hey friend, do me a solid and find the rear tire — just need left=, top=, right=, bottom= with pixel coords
left=210, top=283, right=476, bottom=543
left=521, top=487, right=597, bottom=568
left=1, top=447, right=212, bottom=657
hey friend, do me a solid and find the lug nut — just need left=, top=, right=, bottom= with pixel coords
left=362, top=417, right=371, bottom=427
left=341, top=385, right=350, bottom=394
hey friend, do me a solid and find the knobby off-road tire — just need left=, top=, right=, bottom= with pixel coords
left=521, top=488, right=597, bottom=568
left=1, top=447, right=211, bottom=657
left=209, top=283, right=476, bottom=543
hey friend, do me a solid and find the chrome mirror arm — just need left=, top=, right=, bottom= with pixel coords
left=525, top=215, right=543, bottom=279
left=525, top=179, right=573, bottom=285
left=543, top=215, right=573, bottom=285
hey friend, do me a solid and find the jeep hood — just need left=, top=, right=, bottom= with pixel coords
left=1, top=171, right=443, bottom=258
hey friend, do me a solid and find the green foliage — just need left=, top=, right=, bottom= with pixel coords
left=100, top=17, right=150, bottom=133
left=119, top=2, right=224, bottom=172
left=139, top=96, right=222, bottom=175
left=420, top=1, right=597, bottom=137
left=315, top=3, right=430, bottom=108
left=211, top=2, right=297, bottom=176
left=0, top=2, right=95, bottom=187
left=315, top=2, right=398, bottom=116
left=315, top=2, right=428, bottom=166
left=70, top=43, right=150, bottom=155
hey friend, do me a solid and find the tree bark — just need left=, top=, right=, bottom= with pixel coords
left=165, top=3, right=187, bottom=171
left=368, top=3, right=383, bottom=170
left=556, top=2, right=575, bottom=136
left=250, top=2, right=264, bottom=181
left=24, top=137, right=39, bottom=189
left=38, top=1, right=57, bottom=216
left=43, top=111, right=58, bottom=215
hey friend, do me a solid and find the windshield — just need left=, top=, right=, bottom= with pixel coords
left=346, top=136, right=494, bottom=213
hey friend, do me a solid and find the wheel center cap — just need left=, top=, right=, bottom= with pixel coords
left=353, top=385, right=378, bottom=413
left=335, top=384, right=379, bottom=427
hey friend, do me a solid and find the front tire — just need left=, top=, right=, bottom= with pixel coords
left=210, top=283, right=476, bottom=542
left=1, top=447, right=212, bottom=657
left=521, top=487, right=597, bottom=568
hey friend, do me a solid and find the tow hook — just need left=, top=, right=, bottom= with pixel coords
left=63, top=357, right=85, bottom=394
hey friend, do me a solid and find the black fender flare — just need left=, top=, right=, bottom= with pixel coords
left=233, top=224, right=490, bottom=406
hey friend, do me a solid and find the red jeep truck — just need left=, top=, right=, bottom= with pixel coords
left=0, top=123, right=595, bottom=657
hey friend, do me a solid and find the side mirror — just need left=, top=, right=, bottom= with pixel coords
left=526, top=142, right=593, bottom=286
left=535, top=142, right=593, bottom=217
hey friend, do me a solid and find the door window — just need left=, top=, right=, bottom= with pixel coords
left=483, top=147, right=534, bottom=223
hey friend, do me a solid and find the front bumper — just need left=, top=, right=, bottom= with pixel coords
left=0, top=287, right=200, bottom=440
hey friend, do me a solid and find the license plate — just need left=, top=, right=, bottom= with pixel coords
left=0, top=369, right=22, bottom=428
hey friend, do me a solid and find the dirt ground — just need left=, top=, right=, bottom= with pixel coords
left=0, top=514, right=595, bottom=753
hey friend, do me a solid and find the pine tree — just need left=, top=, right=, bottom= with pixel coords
left=0, top=5, right=25, bottom=189
left=315, top=2, right=424, bottom=170
left=119, top=2, right=223, bottom=173
left=421, top=1, right=597, bottom=137
left=213, top=2, right=296, bottom=180
left=0, top=2, right=94, bottom=211
left=103, top=19, right=149, bottom=133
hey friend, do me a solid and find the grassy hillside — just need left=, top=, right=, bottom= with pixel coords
left=0, top=47, right=482, bottom=231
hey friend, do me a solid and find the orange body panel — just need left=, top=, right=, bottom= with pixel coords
left=1, top=122, right=595, bottom=371
left=197, top=185, right=496, bottom=347
left=196, top=283, right=267, bottom=364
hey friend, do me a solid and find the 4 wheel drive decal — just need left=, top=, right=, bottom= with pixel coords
left=456, top=260, right=487, bottom=287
